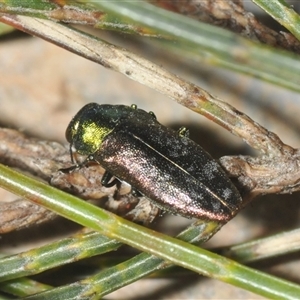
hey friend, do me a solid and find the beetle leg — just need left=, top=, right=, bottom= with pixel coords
left=101, top=171, right=119, bottom=187
left=59, top=164, right=79, bottom=173
left=131, top=188, right=143, bottom=198
left=178, top=126, right=190, bottom=138
left=60, top=155, right=92, bottom=173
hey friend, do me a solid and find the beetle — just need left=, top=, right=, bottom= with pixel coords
left=65, top=103, right=242, bottom=222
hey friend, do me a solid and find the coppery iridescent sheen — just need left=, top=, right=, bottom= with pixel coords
left=66, top=103, right=242, bottom=222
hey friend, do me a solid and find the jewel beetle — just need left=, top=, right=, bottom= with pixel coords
left=66, top=103, right=242, bottom=222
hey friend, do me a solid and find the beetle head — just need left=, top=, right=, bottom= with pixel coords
left=66, top=103, right=127, bottom=156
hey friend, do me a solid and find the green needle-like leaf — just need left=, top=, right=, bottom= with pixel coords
left=1, top=1, right=299, bottom=91
left=0, top=165, right=300, bottom=298
left=0, top=232, right=121, bottom=282
left=84, top=1, right=300, bottom=92
left=220, top=228, right=300, bottom=263
left=253, top=0, right=300, bottom=41
left=0, top=2, right=299, bottom=298
left=0, top=278, right=51, bottom=298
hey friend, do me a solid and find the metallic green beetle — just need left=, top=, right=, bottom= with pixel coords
left=66, top=103, right=242, bottom=222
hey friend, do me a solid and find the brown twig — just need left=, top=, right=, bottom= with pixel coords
left=0, top=1, right=159, bottom=36
left=0, top=129, right=159, bottom=233
left=0, top=1, right=103, bottom=25
left=150, top=0, right=300, bottom=53
left=0, top=9, right=299, bottom=234
left=0, top=14, right=293, bottom=158
left=1, top=127, right=300, bottom=234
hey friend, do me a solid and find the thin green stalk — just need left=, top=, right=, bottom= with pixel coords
left=22, top=221, right=220, bottom=299
left=4, top=225, right=300, bottom=297
left=0, top=0, right=155, bottom=36
left=0, top=221, right=219, bottom=297
left=219, top=228, right=300, bottom=263
left=23, top=237, right=300, bottom=299
left=1, top=1, right=299, bottom=91
left=0, top=15, right=292, bottom=157
left=0, top=278, right=51, bottom=298
left=253, top=0, right=300, bottom=41
left=0, top=165, right=300, bottom=298
left=86, top=1, right=300, bottom=92
left=0, top=231, right=121, bottom=282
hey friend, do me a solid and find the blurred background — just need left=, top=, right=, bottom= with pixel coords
left=0, top=1, right=300, bottom=298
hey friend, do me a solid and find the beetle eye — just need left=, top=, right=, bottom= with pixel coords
left=66, top=120, right=79, bottom=143
left=65, top=128, right=72, bottom=143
